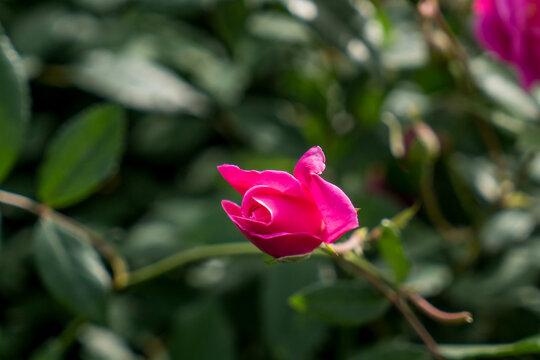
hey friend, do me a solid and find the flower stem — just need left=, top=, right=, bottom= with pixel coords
left=124, top=242, right=261, bottom=288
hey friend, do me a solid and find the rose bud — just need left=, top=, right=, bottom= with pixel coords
left=218, top=146, right=359, bottom=259
left=473, top=0, right=540, bottom=90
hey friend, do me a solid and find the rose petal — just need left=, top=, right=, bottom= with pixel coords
left=222, top=200, right=323, bottom=258
left=293, top=146, right=358, bottom=244
left=222, top=199, right=241, bottom=215
left=293, top=146, right=326, bottom=185
left=308, top=176, right=359, bottom=243
left=474, top=1, right=513, bottom=62
left=239, top=229, right=322, bottom=258
left=218, top=164, right=307, bottom=199
left=222, top=200, right=271, bottom=235
left=241, top=186, right=323, bottom=235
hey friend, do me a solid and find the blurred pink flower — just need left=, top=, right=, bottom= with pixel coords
left=218, top=146, right=358, bottom=259
left=473, top=0, right=540, bottom=89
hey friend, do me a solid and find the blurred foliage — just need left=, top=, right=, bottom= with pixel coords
left=0, top=0, right=539, bottom=359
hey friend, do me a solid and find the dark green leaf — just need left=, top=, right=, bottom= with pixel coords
left=169, top=300, right=235, bottom=360
left=289, top=281, right=389, bottom=326
left=378, top=223, right=410, bottom=282
left=439, top=334, right=540, bottom=359
left=0, top=30, right=29, bottom=184
left=517, top=125, right=540, bottom=152
left=348, top=342, right=430, bottom=360
left=38, top=103, right=126, bottom=208
left=263, top=261, right=328, bottom=360
left=29, top=340, right=63, bottom=360
left=33, top=218, right=111, bottom=321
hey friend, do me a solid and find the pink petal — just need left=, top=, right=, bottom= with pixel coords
left=240, top=229, right=322, bottom=258
left=241, top=186, right=323, bottom=235
left=474, top=2, right=513, bottom=62
left=308, top=176, right=359, bottom=243
left=293, top=146, right=358, bottom=243
left=293, top=146, right=326, bottom=185
left=221, top=199, right=243, bottom=217
left=222, top=200, right=270, bottom=235
left=221, top=200, right=323, bottom=258
left=218, top=164, right=307, bottom=199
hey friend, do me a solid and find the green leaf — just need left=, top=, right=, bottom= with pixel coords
left=0, top=30, right=30, bottom=184
left=480, top=210, right=536, bottom=253
left=390, top=202, right=420, bottom=230
left=348, top=341, right=430, bottom=360
left=169, top=300, right=235, bottom=360
left=263, top=261, right=328, bottom=360
left=405, top=263, right=453, bottom=297
left=247, top=12, right=313, bottom=44
left=470, top=56, right=540, bottom=120
left=289, top=281, right=389, bottom=326
left=378, top=223, right=410, bottom=282
left=517, top=125, right=540, bottom=153
left=71, top=51, right=209, bottom=116
left=79, top=325, right=140, bottom=360
left=439, top=334, right=540, bottom=359
left=29, top=340, right=63, bottom=360
left=33, top=218, right=111, bottom=321
left=38, top=103, right=126, bottom=208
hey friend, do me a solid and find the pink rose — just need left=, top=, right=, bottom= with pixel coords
left=218, top=146, right=359, bottom=259
left=473, top=0, right=540, bottom=90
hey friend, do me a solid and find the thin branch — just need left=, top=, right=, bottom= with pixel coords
left=0, top=189, right=49, bottom=217
left=326, top=250, right=445, bottom=360
left=515, top=151, right=535, bottom=189
left=409, top=293, right=473, bottom=325
left=419, top=163, right=454, bottom=234
left=0, top=189, right=129, bottom=289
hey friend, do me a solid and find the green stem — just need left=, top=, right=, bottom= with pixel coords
left=125, top=242, right=261, bottom=287
left=58, top=316, right=86, bottom=351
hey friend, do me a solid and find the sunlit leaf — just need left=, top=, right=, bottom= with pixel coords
left=38, top=103, right=126, bottom=208
left=71, top=51, right=210, bottom=115
left=470, top=57, right=540, bottom=120
left=247, top=12, right=313, bottom=43
left=33, top=218, right=111, bottom=321
left=79, top=325, right=141, bottom=360
left=378, top=223, right=410, bottom=282
left=480, top=210, right=536, bottom=252
left=405, top=263, right=452, bottom=297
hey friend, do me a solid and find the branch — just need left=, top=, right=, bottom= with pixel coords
left=324, top=249, right=445, bottom=360
left=0, top=189, right=129, bottom=289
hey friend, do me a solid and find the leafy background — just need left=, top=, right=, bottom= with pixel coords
left=0, top=0, right=539, bottom=359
